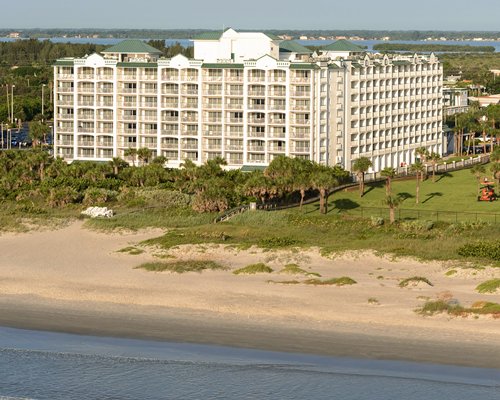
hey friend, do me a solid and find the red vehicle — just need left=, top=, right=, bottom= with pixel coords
left=478, top=180, right=497, bottom=202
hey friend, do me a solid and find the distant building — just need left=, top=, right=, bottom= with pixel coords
left=443, top=87, right=469, bottom=116
left=53, top=30, right=443, bottom=173
left=469, top=94, right=500, bottom=107
left=7, top=32, right=20, bottom=39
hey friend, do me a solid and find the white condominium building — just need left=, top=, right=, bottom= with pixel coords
left=53, top=29, right=443, bottom=172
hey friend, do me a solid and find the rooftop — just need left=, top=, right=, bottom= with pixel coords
left=103, top=40, right=162, bottom=54
left=323, top=39, right=365, bottom=52
left=279, top=40, right=312, bottom=54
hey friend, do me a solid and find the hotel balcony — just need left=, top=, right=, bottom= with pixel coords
left=247, top=145, right=265, bottom=152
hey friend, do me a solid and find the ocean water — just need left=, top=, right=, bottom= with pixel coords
left=1, top=37, right=499, bottom=52
left=0, top=326, right=498, bottom=400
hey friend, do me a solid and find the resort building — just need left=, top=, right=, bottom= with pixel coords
left=53, top=29, right=443, bottom=172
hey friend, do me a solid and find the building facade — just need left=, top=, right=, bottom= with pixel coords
left=53, top=30, right=443, bottom=172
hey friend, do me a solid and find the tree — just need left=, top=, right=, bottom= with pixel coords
left=292, top=158, right=314, bottom=211
left=428, top=152, right=441, bottom=182
left=380, top=167, right=396, bottom=196
left=382, top=195, right=401, bottom=224
left=311, top=164, right=338, bottom=214
left=137, top=147, right=153, bottom=166
left=29, top=120, right=49, bottom=147
left=470, top=164, right=486, bottom=194
left=415, top=147, right=429, bottom=181
left=410, top=161, right=425, bottom=204
left=109, top=157, right=127, bottom=176
left=124, top=148, right=137, bottom=167
left=352, top=157, right=372, bottom=197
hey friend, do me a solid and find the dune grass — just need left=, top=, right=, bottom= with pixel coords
left=279, top=263, right=321, bottom=277
left=476, top=279, right=500, bottom=294
left=399, top=276, right=434, bottom=288
left=118, top=246, right=144, bottom=255
left=135, top=260, right=227, bottom=273
left=303, top=277, right=357, bottom=286
left=419, top=300, right=500, bottom=317
left=233, top=263, right=273, bottom=275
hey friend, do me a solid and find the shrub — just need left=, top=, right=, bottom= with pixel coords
left=83, top=188, right=118, bottom=206
left=476, top=279, right=500, bottom=294
left=399, top=220, right=434, bottom=232
left=136, top=260, right=227, bottom=273
left=370, top=216, right=384, bottom=226
left=304, top=277, right=357, bottom=286
left=399, top=276, right=433, bottom=288
left=233, top=263, right=273, bottom=275
left=258, top=237, right=299, bottom=248
left=279, top=263, right=321, bottom=277
left=457, top=241, right=500, bottom=261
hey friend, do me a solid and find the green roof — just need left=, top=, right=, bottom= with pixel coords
left=323, top=39, right=364, bottom=52
left=193, top=31, right=225, bottom=40
left=392, top=60, right=411, bottom=65
left=201, top=63, right=244, bottom=69
left=116, top=62, right=158, bottom=68
left=279, top=40, right=312, bottom=54
left=54, top=59, right=74, bottom=66
left=103, top=40, right=162, bottom=54
left=264, top=32, right=281, bottom=40
left=290, top=63, right=320, bottom=70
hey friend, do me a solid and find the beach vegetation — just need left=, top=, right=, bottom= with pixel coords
left=135, top=260, right=227, bottom=273
left=118, top=246, right=144, bottom=255
left=233, top=263, right=273, bottom=275
left=279, top=263, right=321, bottom=277
left=399, top=276, right=433, bottom=288
left=475, top=279, right=500, bottom=294
left=419, top=299, right=500, bottom=318
left=303, top=277, right=357, bottom=286
left=445, top=269, right=458, bottom=276
left=368, top=297, right=380, bottom=304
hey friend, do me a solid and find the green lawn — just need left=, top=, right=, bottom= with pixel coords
left=327, top=166, right=500, bottom=222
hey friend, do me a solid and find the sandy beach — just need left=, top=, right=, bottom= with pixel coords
left=0, top=221, right=498, bottom=368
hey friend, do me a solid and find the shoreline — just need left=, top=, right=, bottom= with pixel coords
left=0, top=295, right=499, bottom=369
left=0, top=221, right=499, bottom=369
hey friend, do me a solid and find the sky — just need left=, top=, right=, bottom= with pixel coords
left=1, top=0, right=499, bottom=31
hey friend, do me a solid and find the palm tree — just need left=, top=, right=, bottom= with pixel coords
left=109, top=157, right=127, bottom=176
left=383, top=195, right=401, bottom=224
left=380, top=167, right=396, bottom=196
left=311, top=165, right=338, bottom=214
left=137, top=147, right=153, bottom=166
left=415, top=147, right=429, bottom=181
left=428, top=152, right=441, bottom=182
left=124, top=147, right=138, bottom=167
left=470, top=164, right=486, bottom=195
left=410, top=161, right=425, bottom=204
left=352, top=157, right=372, bottom=197
left=29, top=120, right=49, bottom=147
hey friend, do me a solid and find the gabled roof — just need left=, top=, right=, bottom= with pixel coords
left=279, top=40, right=312, bottom=54
left=103, top=40, right=162, bottom=54
left=193, top=31, right=225, bottom=40
left=264, top=32, right=281, bottom=40
left=323, top=39, right=364, bottom=52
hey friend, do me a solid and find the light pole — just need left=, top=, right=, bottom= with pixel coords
left=11, top=84, right=15, bottom=124
left=42, top=83, right=46, bottom=121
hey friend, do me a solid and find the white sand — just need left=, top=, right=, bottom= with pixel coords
left=0, top=221, right=499, bottom=365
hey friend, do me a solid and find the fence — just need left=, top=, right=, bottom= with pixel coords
left=341, top=206, right=500, bottom=224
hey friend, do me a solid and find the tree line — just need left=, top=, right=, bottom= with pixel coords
left=0, top=151, right=350, bottom=215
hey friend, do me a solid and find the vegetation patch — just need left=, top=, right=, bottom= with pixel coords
left=233, top=263, right=273, bottom=275
left=476, top=279, right=500, bottom=294
left=368, top=298, right=380, bottom=305
left=135, top=260, right=227, bottom=273
left=279, top=263, right=321, bottom=277
left=303, top=277, right=357, bottom=286
left=267, top=280, right=301, bottom=285
left=258, top=237, right=300, bottom=249
left=457, top=241, right=500, bottom=262
left=399, top=276, right=433, bottom=288
left=419, top=300, right=500, bottom=318
left=118, top=246, right=144, bottom=255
